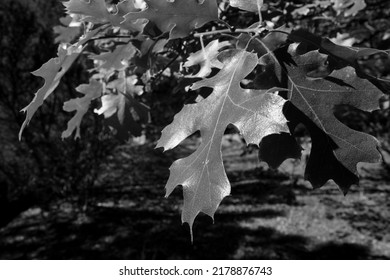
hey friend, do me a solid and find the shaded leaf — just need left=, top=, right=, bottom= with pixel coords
left=95, top=75, right=149, bottom=140
left=91, top=41, right=137, bottom=71
left=282, top=45, right=384, bottom=191
left=156, top=49, right=288, bottom=236
left=62, top=80, right=103, bottom=139
left=288, top=29, right=386, bottom=74
left=237, top=26, right=291, bottom=88
left=131, top=38, right=168, bottom=72
left=259, top=132, right=302, bottom=168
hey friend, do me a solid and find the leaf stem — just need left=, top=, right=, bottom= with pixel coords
left=86, top=35, right=134, bottom=43
left=257, top=0, right=263, bottom=24
left=267, top=29, right=291, bottom=36
left=194, top=27, right=263, bottom=38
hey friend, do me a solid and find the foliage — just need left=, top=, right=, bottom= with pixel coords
left=19, top=0, right=389, bottom=237
left=0, top=0, right=117, bottom=225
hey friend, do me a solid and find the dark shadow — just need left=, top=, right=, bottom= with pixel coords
left=309, top=242, right=371, bottom=260
left=0, top=141, right=385, bottom=260
left=0, top=193, right=375, bottom=259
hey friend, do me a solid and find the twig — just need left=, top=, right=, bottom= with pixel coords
left=194, top=27, right=263, bottom=38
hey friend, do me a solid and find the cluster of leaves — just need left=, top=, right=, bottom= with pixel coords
left=0, top=0, right=121, bottom=229
left=20, top=0, right=389, bottom=237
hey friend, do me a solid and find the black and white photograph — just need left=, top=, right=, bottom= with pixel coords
left=0, top=0, right=389, bottom=278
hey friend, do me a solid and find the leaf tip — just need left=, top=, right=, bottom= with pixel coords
left=18, top=119, right=29, bottom=141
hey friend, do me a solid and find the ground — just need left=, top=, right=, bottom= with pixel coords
left=0, top=135, right=389, bottom=259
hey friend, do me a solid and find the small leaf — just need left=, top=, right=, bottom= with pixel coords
left=53, top=16, right=81, bottom=44
left=183, top=39, right=230, bottom=78
left=62, top=80, right=103, bottom=139
left=64, top=0, right=114, bottom=24
left=91, top=41, right=137, bottom=71
left=19, top=45, right=81, bottom=140
left=331, top=0, right=366, bottom=16
left=95, top=75, right=149, bottom=140
left=288, top=29, right=386, bottom=73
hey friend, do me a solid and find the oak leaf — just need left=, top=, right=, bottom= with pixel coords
left=64, top=0, right=146, bottom=32
left=156, top=49, right=288, bottom=236
left=288, top=29, right=386, bottom=74
left=95, top=75, right=149, bottom=140
left=183, top=39, right=230, bottom=78
left=90, top=41, right=137, bottom=71
left=53, top=16, right=81, bottom=44
left=19, top=45, right=81, bottom=140
left=62, top=80, right=103, bottom=139
left=19, top=28, right=103, bottom=139
left=331, top=0, right=366, bottom=16
left=282, top=45, right=384, bottom=191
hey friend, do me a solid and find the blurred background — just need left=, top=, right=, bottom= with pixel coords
left=0, top=0, right=389, bottom=259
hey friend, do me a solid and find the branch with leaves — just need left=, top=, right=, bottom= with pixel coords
left=19, top=0, right=388, bottom=239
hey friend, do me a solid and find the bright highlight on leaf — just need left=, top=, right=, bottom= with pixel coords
left=229, top=0, right=263, bottom=13
left=95, top=74, right=149, bottom=140
left=157, top=49, right=288, bottom=237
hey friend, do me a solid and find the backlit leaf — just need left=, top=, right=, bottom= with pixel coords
left=156, top=49, right=288, bottom=236
left=95, top=75, right=149, bottom=140
left=64, top=0, right=146, bottom=32
left=19, top=27, right=103, bottom=139
left=19, top=45, right=81, bottom=140
left=53, top=16, right=81, bottom=44
left=62, top=80, right=103, bottom=139
left=229, top=0, right=263, bottom=13
left=183, top=39, right=230, bottom=78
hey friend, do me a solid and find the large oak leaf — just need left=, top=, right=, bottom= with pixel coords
left=156, top=49, right=288, bottom=236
